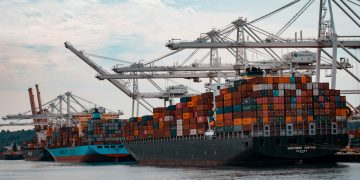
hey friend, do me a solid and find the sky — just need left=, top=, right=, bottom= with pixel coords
left=0, top=0, right=359, bottom=130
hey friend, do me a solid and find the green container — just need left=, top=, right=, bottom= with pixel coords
left=216, top=127, right=224, bottom=133
left=223, top=126, right=234, bottom=132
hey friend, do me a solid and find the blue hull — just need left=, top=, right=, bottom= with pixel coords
left=47, top=144, right=131, bottom=162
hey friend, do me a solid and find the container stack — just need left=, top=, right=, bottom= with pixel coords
left=47, top=127, right=79, bottom=147
left=123, top=92, right=214, bottom=141
left=348, top=120, right=360, bottom=150
left=87, top=118, right=124, bottom=145
left=214, top=76, right=348, bottom=137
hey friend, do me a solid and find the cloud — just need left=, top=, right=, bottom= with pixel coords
left=0, top=0, right=359, bottom=127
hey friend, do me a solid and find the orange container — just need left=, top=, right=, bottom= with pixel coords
left=286, top=116, right=292, bottom=124
left=284, top=77, right=290, bottom=83
left=263, top=116, right=269, bottom=124
left=220, top=88, right=229, bottom=95
left=243, top=118, right=252, bottom=125
left=262, top=104, right=268, bottom=110
left=336, top=109, right=341, bottom=116
left=224, top=93, right=232, bottom=100
left=216, top=114, right=224, bottom=121
left=267, top=77, right=274, bottom=84
left=183, top=112, right=193, bottom=120
left=301, top=76, right=307, bottom=84
left=307, top=116, right=314, bottom=123
left=234, top=118, right=242, bottom=125
left=296, top=116, right=303, bottom=123
left=341, top=109, right=347, bottom=116
left=187, top=101, right=195, bottom=107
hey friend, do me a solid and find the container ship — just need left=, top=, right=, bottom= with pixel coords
left=1, top=143, right=24, bottom=160
left=46, top=109, right=133, bottom=163
left=21, top=147, right=53, bottom=161
left=121, top=76, right=349, bottom=166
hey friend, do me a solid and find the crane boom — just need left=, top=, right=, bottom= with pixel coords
left=64, top=41, right=153, bottom=113
left=35, top=84, right=43, bottom=113
left=64, top=42, right=133, bottom=97
left=28, top=88, right=37, bottom=115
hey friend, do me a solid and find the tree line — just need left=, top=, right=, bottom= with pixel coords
left=0, top=129, right=35, bottom=151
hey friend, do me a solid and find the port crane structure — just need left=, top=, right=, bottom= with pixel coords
left=1, top=85, right=120, bottom=128
left=65, top=0, right=360, bottom=116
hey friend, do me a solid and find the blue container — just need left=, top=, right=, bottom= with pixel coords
left=313, top=96, right=319, bottom=101
left=256, top=105, right=262, bottom=110
left=166, top=105, right=176, bottom=111
left=290, top=75, right=296, bottom=83
left=229, top=86, right=237, bottom=93
left=180, top=97, right=191, bottom=103
left=224, top=106, right=233, bottom=113
left=273, top=90, right=279, bottom=97
left=216, top=108, right=224, bottom=114
left=233, top=105, right=242, bottom=112
left=261, top=90, right=268, bottom=96
left=92, top=112, right=101, bottom=120
left=335, top=96, right=341, bottom=102
left=290, top=97, right=297, bottom=104
left=297, top=110, right=302, bottom=115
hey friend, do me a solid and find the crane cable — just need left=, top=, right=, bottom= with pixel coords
left=249, top=0, right=301, bottom=24
left=84, top=52, right=133, bottom=64
left=276, top=0, right=315, bottom=36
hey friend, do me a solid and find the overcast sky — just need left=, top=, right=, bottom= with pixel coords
left=1, top=0, right=359, bottom=130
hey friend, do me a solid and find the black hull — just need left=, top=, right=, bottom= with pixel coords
left=3, top=154, right=24, bottom=160
left=22, top=149, right=54, bottom=161
left=124, top=134, right=348, bottom=166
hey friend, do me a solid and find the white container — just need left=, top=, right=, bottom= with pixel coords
left=312, top=82, right=319, bottom=89
left=313, top=89, right=319, bottom=96
left=290, top=84, right=296, bottom=90
left=176, top=119, right=183, bottom=125
left=190, top=129, right=197, bottom=135
left=296, top=89, right=302, bottom=96
left=176, top=130, right=183, bottom=136
left=284, top=84, right=291, bottom=90
left=279, top=90, right=284, bottom=96
left=253, top=84, right=273, bottom=91
left=306, top=83, right=312, bottom=90
left=164, top=116, right=174, bottom=121
left=177, top=125, right=183, bottom=131
left=278, top=84, right=285, bottom=90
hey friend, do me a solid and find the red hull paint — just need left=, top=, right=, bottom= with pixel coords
left=54, top=154, right=130, bottom=163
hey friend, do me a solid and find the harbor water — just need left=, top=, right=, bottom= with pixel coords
left=1, top=160, right=360, bottom=180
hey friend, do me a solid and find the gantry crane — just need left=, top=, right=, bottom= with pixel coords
left=65, top=42, right=194, bottom=116
left=91, top=1, right=360, bottom=90
left=2, top=87, right=121, bottom=128
left=65, top=0, right=360, bottom=118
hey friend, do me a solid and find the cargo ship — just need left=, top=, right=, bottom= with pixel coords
left=21, top=148, right=53, bottom=161
left=1, top=143, right=24, bottom=160
left=121, top=76, right=349, bottom=166
left=46, top=109, right=133, bottom=163
left=47, top=144, right=131, bottom=162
